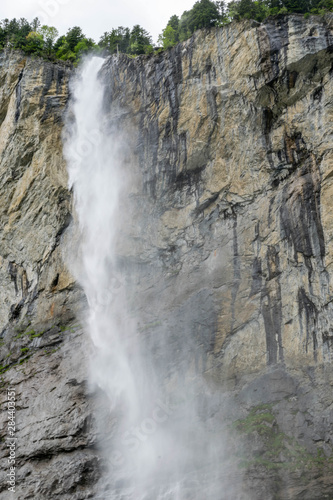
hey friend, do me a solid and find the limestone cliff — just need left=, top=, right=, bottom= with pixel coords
left=0, top=51, right=97, bottom=499
left=1, top=13, right=333, bottom=499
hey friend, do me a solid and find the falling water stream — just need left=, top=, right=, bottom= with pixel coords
left=64, top=57, right=240, bottom=500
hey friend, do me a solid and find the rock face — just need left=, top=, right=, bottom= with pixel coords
left=1, top=13, right=333, bottom=499
left=0, top=52, right=99, bottom=499
left=0, top=50, right=78, bottom=332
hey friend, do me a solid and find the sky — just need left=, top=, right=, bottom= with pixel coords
left=1, top=0, right=197, bottom=44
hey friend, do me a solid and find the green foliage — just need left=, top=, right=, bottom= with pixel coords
left=158, top=0, right=333, bottom=45
left=158, top=15, right=180, bottom=49
left=187, top=0, right=221, bottom=31
left=144, top=44, right=154, bottom=54
left=19, top=356, right=30, bottom=365
left=74, top=37, right=97, bottom=62
left=23, top=329, right=35, bottom=337
left=233, top=404, right=275, bottom=435
left=129, top=25, right=152, bottom=55
left=65, top=26, right=85, bottom=52
left=0, top=364, right=11, bottom=375
left=31, top=17, right=41, bottom=32
left=168, top=15, right=180, bottom=33
left=24, top=31, right=44, bottom=55
left=228, top=0, right=269, bottom=22
left=227, top=0, right=333, bottom=20
left=2, top=18, right=31, bottom=50
left=2, top=0, right=333, bottom=64
left=98, top=24, right=152, bottom=56
left=233, top=404, right=333, bottom=471
left=14, top=328, right=45, bottom=340
left=98, top=27, right=130, bottom=54
left=53, top=35, right=66, bottom=52
left=178, top=11, right=192, bottom=41
left=158, top=25, right=178, bottom=49
left=39, top=25, right=58, bottom=55
left=159, top=1, right=226, bottom=45
left=0, top=18, right=98, bottom=63
left=56, top=26, right=85, bottom=61
left=279, top=6, right=289, bottom=13
left=55, top=27, right=98, bottom=63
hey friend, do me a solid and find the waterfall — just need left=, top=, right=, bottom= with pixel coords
left=63, top=56, right=239, bottom=500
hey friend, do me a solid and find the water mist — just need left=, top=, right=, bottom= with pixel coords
left=64, top=57, right=241, bottom=500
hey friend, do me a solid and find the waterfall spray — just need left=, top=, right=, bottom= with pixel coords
left=64, top=57, right=138, bottom=417
left=64, top=56, right=240, bottom=500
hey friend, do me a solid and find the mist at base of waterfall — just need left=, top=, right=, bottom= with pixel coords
left=63, top=56, right=242, bottom=500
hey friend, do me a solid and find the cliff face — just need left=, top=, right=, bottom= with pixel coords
left=104, top=14, right=333, bottom=374
left=1, top=14, right=333, bottom=499
left=0, top=52, right=99, bottom=499
left=0, top=50, right=77, bottom=331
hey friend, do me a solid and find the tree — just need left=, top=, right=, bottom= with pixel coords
left=228, top=0, right=269, bottom=20
left=179, top=11, right=192, bottom=41
left=24, top=31, right=44, bottom=55
left=39, top=25, right=58, bottom=55
left=74, top=37, right=96, bottom=62
left=158, top=25, right=178, bottom=49
left=168, top=14, right=180, bottom=32
left=158, top=15, right=180, bottom=48
left=129, top=25, right=152, bottom=55
left=187, top=0, right=221, bottom=32
left=7, top=18, right=32, bottom=49
left=55, top=27, right=94, bottom=62
left=283, top=0, right=311, bottom=12
left=65, top=26, right=85, bottom=52
left=215, top=1, right=229, bottom=23
left=99, top=27, right=130, bottom=54
left=0, top=23, right=6, bottom=49
left=53, top=35, right=66, bottom=52
left=56, top=41, right=76, bottom=61
left=31, top=17, right=41, bottom=32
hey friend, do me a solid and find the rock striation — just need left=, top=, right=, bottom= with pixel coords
left=1, top=14, right=333, bottom=499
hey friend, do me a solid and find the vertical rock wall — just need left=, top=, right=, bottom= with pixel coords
left=100, top=15, right=333, bottom=497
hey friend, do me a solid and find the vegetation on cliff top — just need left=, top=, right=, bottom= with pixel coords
left=0, top=0, right=332, bottom=62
